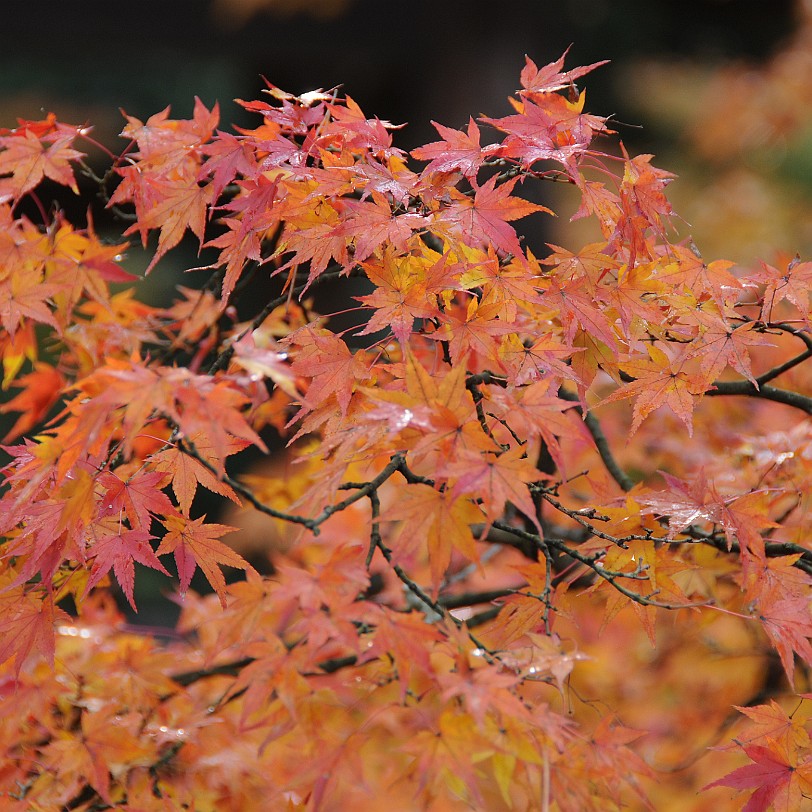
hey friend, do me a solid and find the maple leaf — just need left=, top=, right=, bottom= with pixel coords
left=43, top=217, right=136, bottom=323
left=752, top=258, right=812, bottom=324
left=519, top=49, right=610, bottom=95
left=538, top=277, right=617, bottom=352
left=601, top=342, right=706, bottom=435
left=0, top=589, right=68, bottom=676
left=157, top=514, right=248, bottom=606
left=0, top=362, right=64, bottom=442
left=498, top=332, right=579, bottom=386
left=162, top=284, right=222, bottom=346
left=458, top=245, right=544, bottom=321
left=448, top=445, right=543, bottom=533
left=349, top=152, right=418, bottom=203
left=638, top=471, right=775, bottom=565
left=603, top=259, right=669, bottom=336
left=134, top=179, right=215, bottom=274
left=325, top=93, right=403, bottom=156
left=200, top=129, right=260, bottom=199
left=383, top=483, right=482, bottom=594
left=0, top=126, right=84, bottom=199
left=688, top=312, right=768, bottom=386
left=149, top=433, right=243, bottom=514
left=85, top=528, right=169, bottom=610
left=436, top=175, right=550, bottom=258
left=286, top=325, right=372, bottom=417
left=204, top=174, right=281, bottom=302
left=428, top=298, right=516, bottom=366
left=486, top=379, right=591, bottom=475
left=74, top=357, right=266, bottom=465
left=335, top=193, right=424, bottom=262
left=119, top=97, right=219, bottom=164
left=483, top=92, right=606, bottom=174
left=97, top=468, right=176, bottom=531
left=230, top=330, right=300, bottom=397
left=356, top=249, right=436, bottom=343
left=570, top=176, right=622, bottom=228
left=274, top=191, right=349, bottom=287
left=411, top=118, right=486, bottom=178
left=0, top=266, right=61, bottom=336
left=757, top=592, right=812, bottom=686
left=703, top=739, right=812, bottom=812
left=366, top=608, right=444, bottom=702
left=734, top=701, right=811, bottom=754
left=363, top=349, right=494, bottom=465
left=619, top=152, right=675, bottom=231
left=80, top=708, right=158, bottom=803
left=0, top=319, right=38, bottom=386
left=482, top=594, right=547, bottom=649
left=656, top=242, right=741, bottom=308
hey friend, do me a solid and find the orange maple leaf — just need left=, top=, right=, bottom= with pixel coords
left=0, top=126, right=83, bottom=198
left=448, top=445, right=542, bottom=534
left=602, top=342, right=706, bottom=435
left=157, top=514, right=248, bottom=606
left=0, top=590, right=68, bottom=676
left=384, top=483, right=482, bottom=593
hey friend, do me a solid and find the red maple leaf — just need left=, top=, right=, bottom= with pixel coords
left=149, top=432, right=244, bottom=515
left=483, top=94, right=605, bottom=173
left=437, top=175, right=549, bottom=258
left=752, top=258, right=812, bottom=324
left=135, top=179, right=215, bottom=274
left=97, top=468, right=176, bottom=531
left=703, top=739, right=812, bottom=812
left=200, top=129, right=260, bottom=199
left=428, top=298, right=516, bottom=366
left=637, top=471, right=775, bottom=556
left=412, top=117, right=487, bottom=178
left=204, top=175, right=281, bottom=302
left=757, top=593, right=812, bottom=686
left=688, top=312, right=769, bottom=387
left=286, top=325, right=372, bottom=417
left=518, top=49, right=609, bottom=95
left=336, top=193, right=425, bottom=262
left=383, top=483, right=481, bottom=593
left=85, top=528, right=170, bottom=610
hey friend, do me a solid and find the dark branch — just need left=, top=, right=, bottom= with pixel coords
left=438, top=588, right=516, bottom=609
left=706, top=380, right=812, bottom=414
left=558, top=388, right=636, bottom=492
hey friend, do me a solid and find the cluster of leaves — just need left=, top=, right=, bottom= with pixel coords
left=1, top=52, right=812, bottom=810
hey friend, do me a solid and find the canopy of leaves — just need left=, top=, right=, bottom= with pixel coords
left=0, top=52, right=811, bottom=811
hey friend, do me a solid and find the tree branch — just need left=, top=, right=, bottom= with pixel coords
left=706, top=381, right=812, bottom=413
left=438, top=588, right=516, bottom=609
left=558, top=388, right=636, bottom=491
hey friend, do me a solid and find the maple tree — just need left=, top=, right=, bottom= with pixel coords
left=1, top=50, right=812, bottom=811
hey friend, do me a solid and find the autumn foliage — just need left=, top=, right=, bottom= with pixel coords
left=2, top=51, right=812, bottom=810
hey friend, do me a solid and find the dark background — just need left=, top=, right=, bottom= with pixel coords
left=0, top=0, right=796, bottom=150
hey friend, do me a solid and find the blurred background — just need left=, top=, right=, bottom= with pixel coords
left=4, top=0, right=812, bottom=623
